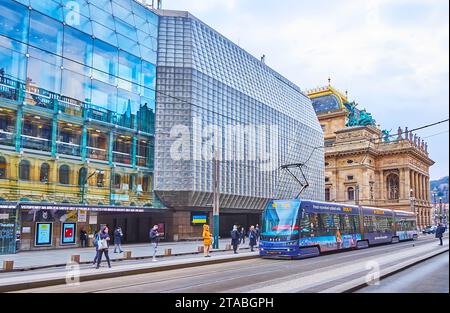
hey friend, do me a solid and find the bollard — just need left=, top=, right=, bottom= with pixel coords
left=165, top=248, right=172, bottom=256
left=3, top=260, right=14, bottom=272
left=198, top=246, right=204, bottom=253
left=71, top=254, right=80, bottom=263
left=124, top=251, right=132, bottom=259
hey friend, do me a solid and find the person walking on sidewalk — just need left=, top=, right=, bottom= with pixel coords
left=231, top=225, right=240, bottom=254
left=79, top=229, right=88, bottom=248
left=436, top=223, right=447, bottom=246
left=113, top=226, right=124, bottom=253
left=202, top=224, right=212, bottom=257
left=248, top=226, right=257, bottom=252
left=255, top=224, right=260, bottom=245
left=239, top=227, right=246, bottom=245
left=149, top=225, right=160, bottom=262
left=92, top=229, right=100, bottom=266
left=96, top=226, right=112, bottom=269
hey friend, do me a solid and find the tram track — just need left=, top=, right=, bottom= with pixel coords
left=15, top=235, right=444, bottom=293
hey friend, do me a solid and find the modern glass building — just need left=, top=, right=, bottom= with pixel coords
left=154, top=10, right=324, bottom=238
left=0, top=0, right=161, bottom=251
left=0, top=2, right=325, bottom=248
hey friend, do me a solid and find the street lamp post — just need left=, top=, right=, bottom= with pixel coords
left=212, top=149, right=220, bottom=249
left=439, top=197, right=443, bottom=223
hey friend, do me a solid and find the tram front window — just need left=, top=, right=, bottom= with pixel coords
left=261, top=202, right=300, bottom=241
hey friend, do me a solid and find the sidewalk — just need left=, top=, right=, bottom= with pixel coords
left=0, top=239, right=251, bottom=270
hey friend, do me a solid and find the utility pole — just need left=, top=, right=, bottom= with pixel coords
left=439, top=197, right=443, bottom=223
left=212, top=149, right=220, bottom=249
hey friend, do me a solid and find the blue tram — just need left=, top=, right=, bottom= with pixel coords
left=259, top=199, right=418, bottom=258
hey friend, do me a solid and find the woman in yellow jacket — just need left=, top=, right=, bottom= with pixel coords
left=203, top=224, right=212, bottom=257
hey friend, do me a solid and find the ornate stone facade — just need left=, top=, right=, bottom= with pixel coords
left=307, top=85, right=435, bottom=229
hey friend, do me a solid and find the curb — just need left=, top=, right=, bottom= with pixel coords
left=0, top=253, right=260, bottom=293
left=323, top=247, right=449, bottom=293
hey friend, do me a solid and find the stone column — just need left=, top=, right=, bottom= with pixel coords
left=401, top=168, right=409, bottom=200
left=418, top=174, right=423, bottom=201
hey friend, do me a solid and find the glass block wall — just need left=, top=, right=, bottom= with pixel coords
left=154, top=11, right=325, bottom=211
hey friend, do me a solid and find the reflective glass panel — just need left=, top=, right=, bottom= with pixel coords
left=30, top=0, right=64, bottom=22
left=61, top=69, right=91, bottom=102
left=63, top=26, right=93, bottom=66
left=0, top=1, right=29, bottom=42
left=29, top=11, right=63, bottom=56
left=0, top=38, right=27, bottom=81
left=27, top=57, right=62, bottom=94
left=92, top=39, right=118, bottom=82
left=91, top=79, right=117, bottom=111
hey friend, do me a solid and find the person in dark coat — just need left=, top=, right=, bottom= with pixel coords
left=239, top=227, right=246, bottom=245
left=113, top=226, right=124, bottom=253
left=92, top=229, right=100, bottom=266
left=230, top=225, right=240, bottom=254
left=248, top=226, right=257, bottom=252
left=96, top=226, right=111, bottom=269
left=435, top=223, right=447, bottom=246
left=255, top=224, right=260, bottom=245
left=149, top=225, right=160, bottom=262
left=79, top=229, right=88, bottom=248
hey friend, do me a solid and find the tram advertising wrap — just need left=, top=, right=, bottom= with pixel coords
left=260, top=199, right=418, bottom=259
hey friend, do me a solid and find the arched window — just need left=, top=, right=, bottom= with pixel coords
left=387, top=174, right=400, bottom=200
left=78, top=167, right=87, bottom=187
left=59, top=165, right=70, bottom=185
left=19, top=160, right=30, bottom=181
left=325, top=188, right=331, bottom=201
left=97, top=171, right=105, bottom=187
left=0, top=156, right=6, bottom=179
left=348, top=187, right=355, bottom=201
left=40, top=163, right=50, bottom=182
left=113, top=173, right=121, bottom=189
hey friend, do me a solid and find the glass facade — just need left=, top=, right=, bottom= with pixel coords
left=0, top=0, right=158, bottom=206
left=154, top=12, right=325, bottom=211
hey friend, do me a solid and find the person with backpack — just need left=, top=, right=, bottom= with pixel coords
left=230, top=225, right=240, bottom=254
left=149, top=225, right=160, bottom=262
left=96, top=226, right=111, bottom=269
left=113, top=226, right=124, bottom=253
left=92, top=229, right=100, bottom=266
left=248, top=226, right=257, bottom=252
left=436, top=223, right=447, bottom=246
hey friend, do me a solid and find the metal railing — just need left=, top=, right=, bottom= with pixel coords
left=20, top=135, right=51, bottom=152
left=56, top=141, right=81, bottom=156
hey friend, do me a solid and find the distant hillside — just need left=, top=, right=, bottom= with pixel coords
left=430, top=176, right=449, bottom=203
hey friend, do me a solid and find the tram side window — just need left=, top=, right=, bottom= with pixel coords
left=364, top=215, right=376, bottom=233
left=339, top=215, right=360, bottom=233
left=376, top=216, right=393, bottom=232
left=364, top=215, right=393, bottom=232
left=397, top=220, right=416, bottom=231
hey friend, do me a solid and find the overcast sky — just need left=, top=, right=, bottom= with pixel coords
left=160, top=0, right=449, bottom=180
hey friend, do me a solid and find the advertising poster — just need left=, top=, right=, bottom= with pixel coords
left=78, top=210, right=87, bottom=223
left=35, top=223, right=53, bottom=246
left=158, top=223, right=166, bottom=240
left=61, top=223, right=77, bottom=245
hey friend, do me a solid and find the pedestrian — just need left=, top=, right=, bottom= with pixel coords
left=92, top=229, right=100, bottom=265
left=230, top=225, right=240, bottom=254
left=113, top=226, right=124, bottom=253
left=248, top=226, right=257, bottom=252
left=96, top=226, right=112, bottom=269
left=240, top=227, right=246, bottom=245
left=436, top=223, right=447, bottom=246
left=79, top=229, right=87, bottom=248
left=149, top=225, right=160, bottom=262
left=202, top=224, right=212, bottom=257
left=255, top=224, right=260, bottom=245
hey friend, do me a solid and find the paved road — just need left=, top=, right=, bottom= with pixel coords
left=15, top=236, right=448, bottom=293
left=357, top=251, right=449, bottom=293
